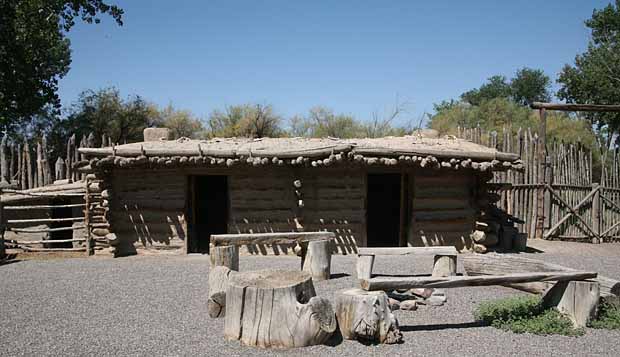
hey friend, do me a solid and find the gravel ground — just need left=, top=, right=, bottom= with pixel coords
left=2, top=241, right=620, bottom=356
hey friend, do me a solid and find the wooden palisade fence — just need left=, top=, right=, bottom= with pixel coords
left=0, top=131, right=111, bottom=256
left=458, top=123, right=620, bottom=243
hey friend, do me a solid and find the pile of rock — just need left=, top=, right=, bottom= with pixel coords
left=387, top=287, right=448, bottom=310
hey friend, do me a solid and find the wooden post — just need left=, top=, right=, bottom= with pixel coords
left=432, top=255, right=457, bottom=277
left=84, top=178, right=93, bottom=256
left=36, top=140, right=43, bottom=188
left=592, top=183, right=601, bottom=244
left=542, top=280, right=600, bottom=328
left=0, top=135, right=8, bottom=186
left=41, top=136, right=51, bottom=186
left=0, top=188, right=5, bottom=260
left=209, top=245, right=239, bottom=270
left=356, top=255, right=375, bottom=280
left=54, top=157, right=65, bottom=181
left=301, top=240, right=331, bottom=281
left=535, top=108, right=547, bottom=239
left=24, top=141, right=33, bottom=189
left=66, top=134, right=74, bottom=183
left=8, top=143, right=14, bottom=184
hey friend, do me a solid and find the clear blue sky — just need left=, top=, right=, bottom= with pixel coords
left=58, top=0, right=611, bottom=127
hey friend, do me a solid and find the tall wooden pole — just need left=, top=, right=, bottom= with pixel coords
left=0, top=135, right=8, bottom=186
left=0, top=188, right=5, bottom=260
left=535, top=108, right=547, bottom=239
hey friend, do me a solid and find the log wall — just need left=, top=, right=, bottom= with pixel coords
left=108, top=166, right=481, bottom=255
left=110, top=169, right=187, bottom=251
left=408, top=171, right=476, bottom=251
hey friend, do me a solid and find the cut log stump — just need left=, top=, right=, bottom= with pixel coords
left=210, top=245, right=239, bottom=271
left=301, top=240, right=331, bottom=281
left=335, top=288, right=403, bottom=344
left=224, top=269, right=336, bottom=348
left=208, top=266, right=237, bottom=318
left=542, top=280, right=600, bottom=328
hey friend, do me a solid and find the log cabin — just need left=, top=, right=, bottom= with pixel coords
left=76, top=129, right=522, bottom=257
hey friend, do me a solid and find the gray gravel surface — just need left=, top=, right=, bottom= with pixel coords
left=2, top=242, right=620, bottom=356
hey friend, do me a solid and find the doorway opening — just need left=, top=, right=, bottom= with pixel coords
left=188, top=175, right=229, bottom=253
left=366, top=174, right=403, bottom=247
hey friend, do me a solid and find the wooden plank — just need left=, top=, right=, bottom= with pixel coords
left=357, top=246, right=457, bottom=256
left=463, top=253, right=620, bottom=298
left=4, top=203, right=86, bottom=210
left=361, top=271, right=598, bottom=291
left=7, top=217, right=84, bottom=224
left=8, top=226, right=85, bottom=233
left=5, top=238, right=86, bottom=244
left=211, top=231, right=335, bottom=246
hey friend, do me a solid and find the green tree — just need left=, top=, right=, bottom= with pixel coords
left=158, top=105, right=205, bottom=139
left=291, top=107, right=363, bottom=138
left=461, top=68, right=552, bottom=107
left=208, top=104, right=282, bottom=138
left=558, top=0, right=620, bottom=144
left=0, top=1, right=123, bottom=132
left=511, top=67, right=552, bottom=105
left=428, top=97, right=596, bottom=149
left=461, top=75, right=512, bottom=106
left=49, top=88, right=159, bottom=154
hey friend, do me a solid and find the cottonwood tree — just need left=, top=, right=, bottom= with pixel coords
left=0, top=0, right=123, bottom=132
left=158, top=104, right=205, bottom=139
left=208, top=104, right=282, bottom=138
left=558, top=0, right=620, bottom=146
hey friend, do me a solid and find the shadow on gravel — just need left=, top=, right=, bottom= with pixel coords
left=400, top=321, right=484, bottom=332
left=329, top=273, right=351, bottom=280
left=0, top=255, right=21, bottom=266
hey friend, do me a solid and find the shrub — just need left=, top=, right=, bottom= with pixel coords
left=475, top=296, right=583, bottom=336
left=590, top=303, right=620, bottom=330
left=474, top=296, right=543, bottom=325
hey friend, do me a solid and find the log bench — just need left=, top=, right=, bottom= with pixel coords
left=210, top=231, right=335, bottom=281
left=360, top=270, right=600, bottom=328
left=356, top=246, right=458, bottom=280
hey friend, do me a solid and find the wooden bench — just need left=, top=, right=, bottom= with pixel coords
left=356, top=246, right=458, bottom=280
left=360, top=270, right=601, bottom=328
left=210, top=231, right=335, bottom=281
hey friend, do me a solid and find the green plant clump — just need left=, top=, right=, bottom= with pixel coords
left=475, top=296, right=583, bottom=336
left=590, top=303, right=620, bottom=330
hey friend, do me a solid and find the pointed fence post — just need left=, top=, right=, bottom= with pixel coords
left=0, top=135, right=8, bottom=186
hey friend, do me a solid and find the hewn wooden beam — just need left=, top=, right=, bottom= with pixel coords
left=357, top=246, right=457, bottom=256
left=531, top=102, right=620, bottom=112
left=361, top=271, right=598, bottom=291
left=210, top=231, right=335, bottom=246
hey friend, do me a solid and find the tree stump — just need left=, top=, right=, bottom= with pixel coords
left=356, top=255, right=375, bottom=280
left=432, top=255, right=457, bottom=277
left=224, top=269, right=336, bottom=348
left=335, top=288, right=403, bottom=344
left=210, top=245, right=239, bottom=271
left=301, top=240, right=331, bottom=281
left=208, top=266, right=237, bottom=318
left=542, top=280, right=600, bottom=328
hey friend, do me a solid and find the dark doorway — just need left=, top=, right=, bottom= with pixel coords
left=366, top=174, right=402, bottom=247
left=189, top=175, right=229, bottom=253
left=50, top=199, right=73, bottom=248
